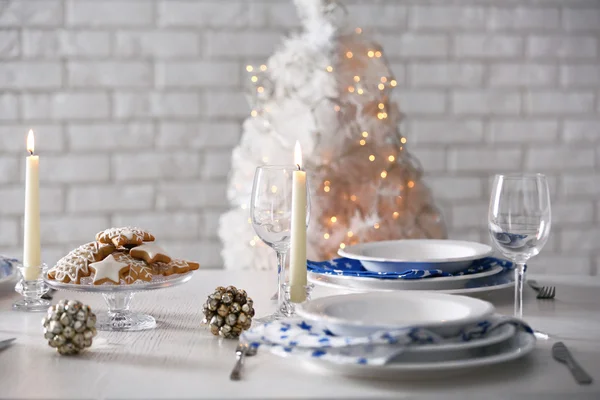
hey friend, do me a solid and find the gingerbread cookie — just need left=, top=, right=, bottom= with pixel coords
left=114, top=253, right=154, bottom=284
left=48, top=242, right=115, bottom=284
left=95, top=227, right=155, bottom=248
left=154, top=259, right=199, bottom=276
left=89, top=254, right=130, bottom=285
left=130, top=243, right=172, bottom=264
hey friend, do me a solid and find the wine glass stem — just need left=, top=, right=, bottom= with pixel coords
left=514, top=262, right=526, bottom=319
left=276, top=251, right=287, bottom=309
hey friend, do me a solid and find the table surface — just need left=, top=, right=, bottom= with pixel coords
left=1, top=271, right=599, bottom=399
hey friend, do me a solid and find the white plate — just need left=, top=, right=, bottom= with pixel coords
left=338, top=239, right=494, bottom=274
left=297, top=331, right=535, bottom=380
left=296, top=292, right=495, bottom=337
left=309, top=265, right=504, bottom=291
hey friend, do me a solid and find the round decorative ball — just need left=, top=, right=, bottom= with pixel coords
left=42, top=299, right=97, bottom=355
left=202, top=286, right=255, bottom=339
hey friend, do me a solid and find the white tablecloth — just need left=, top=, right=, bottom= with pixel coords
left=0, top=271, right=599, bottom=399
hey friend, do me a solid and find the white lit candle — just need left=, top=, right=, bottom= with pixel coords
left=289, top=141, right=307, bottom=303
left=23, top=130, right=41, bottom=280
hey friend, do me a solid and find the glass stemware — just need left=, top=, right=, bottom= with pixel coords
left=250, top=165, right=310, bottom=322
left=488, top=173, right=551, bottom=319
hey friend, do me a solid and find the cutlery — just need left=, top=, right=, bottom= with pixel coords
left=552, top=342, right=593, bottom=384
left=230, top=343, right=257, bottom=381
left=0, top=338, right=16, bottom=351
left=527, top=280, right=556, bottom=300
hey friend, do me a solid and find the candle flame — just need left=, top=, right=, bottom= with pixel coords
left=294, top=141, right=303, bottom=169
left=27, top=129, right=35, bottom=155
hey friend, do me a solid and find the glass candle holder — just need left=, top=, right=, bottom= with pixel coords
left=13, top=264, right=51, bottom=312
left=279, top=283, right=314, bottom=317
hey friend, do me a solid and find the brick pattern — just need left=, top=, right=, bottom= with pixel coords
left=0, top=0, right=599, bottom=274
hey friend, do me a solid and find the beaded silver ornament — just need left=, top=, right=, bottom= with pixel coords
left=202, top=286, right=255, bottom=339
left=42, top=299, right=97, bottom=355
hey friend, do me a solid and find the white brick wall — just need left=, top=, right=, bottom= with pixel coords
left=0, top=0, right=599, bottom=274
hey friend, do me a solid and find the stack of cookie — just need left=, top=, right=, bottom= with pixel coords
left=47, top=227, right=199, bottom=285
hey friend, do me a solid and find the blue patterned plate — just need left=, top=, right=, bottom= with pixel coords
left=0, top=256, right=18, bottom=284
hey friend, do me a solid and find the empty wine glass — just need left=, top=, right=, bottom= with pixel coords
left=250, top=165, right=310, bottom=322
left=488, top=173, right=551, bottom=319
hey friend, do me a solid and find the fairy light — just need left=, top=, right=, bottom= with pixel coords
left=334, top=105, right=340, bottom=112
left=362, top=131, right=368, bottom=138
left=324, top=180, right=330, bottom=186
left=257, top=86, right=264, bottom=93
left=250, top=110, right=258, bottom=117
left=340, top=243, right=346, bottom=249
left=260, top=64, right=267, bottom=71
left=271, top=185, right=278, bottom=193
left=369, top=155, right=375, bottom=161
left=367, top=50, right=374, bottom=58
left=247, top=218, right=252, bottom=224
left=324, top=233, right=330, bottom=239
left=347, top=231, right=354, bottom=238
left=330, top=216, right=337, bottom=223
left=374, top=223, right=380, bottom=229
left=378, top=83, right=385, bottom=90
left=357, top=88, right=363, bottom=94
left=249, top=239, right=256, bottom=246
left=375, top=51, right=382, bottom=58
left=348, top=86, right=355, bottom=93
left=350, top=195, right=357, bottom=201
left=400, top=137, right=407, bottom=144
left=326, top=65, right=333, bottom=72
left=262, top=156, right=269, bottom=163
left=408, top=181, right=415, bottom=188
left=346, top=51, right=353, bottom=59
left=246, top=65, right=253, bottom=72
left=355, top=27, right=362, bottom=34
left=382, top=112, right=388, bottom=118
left=359, top=139, right=366, bottom=146
left=251, top=76, right=258, bottom=83
left=390, top=80, right=397, bottom=87
left=393, top=212, right=399, bottom=219
left=381, top=77, right=387, bottom=83
left=377, top=113, right=384, bottom=119
left=353, top=76, right=360, bottom=82
left=378, top=103, right=385, bottom=110
left=324, top=186, right=330, bottom=192
left=388, top=155, right=395, bottom=162
left=381, top=171, right=387, bottom=178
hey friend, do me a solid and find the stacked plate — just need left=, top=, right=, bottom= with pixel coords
left=243, top=292, right=535, bottom=379
left=308, top=239, right=515, bottom=294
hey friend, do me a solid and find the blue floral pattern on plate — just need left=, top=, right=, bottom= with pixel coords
left=308, top=257, right=514, bottom=280
left=241, top=316, right=533, bottom=366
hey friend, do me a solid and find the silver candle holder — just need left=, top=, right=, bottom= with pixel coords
left=13, top=263, right=50, bottom=312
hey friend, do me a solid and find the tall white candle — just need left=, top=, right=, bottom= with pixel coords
left=289, top=141, right=307, bottom=303
left=23, top=130, right=41, bottom=280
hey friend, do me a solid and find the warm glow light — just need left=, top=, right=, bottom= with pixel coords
left=346, top=51, right=353, bottom=58
left=382, top=112, right=388, bottom=118
left=367, top=51, right=374, bottom=58
left=393, top=212, right=399, bottom=219
left=27, top=129, right=34, bottom=154
left=350, top=195, right=357, bottom=201
left=246, top=65, right=253, bottom=72
left=357, top=88, right=364, bottom=94
left=347, top=231, right=354, bottom=237
left=324, top=233, right=330, bottom=239
left=324, top=180, right=330, bottom=186
left=408, top=180, right=415, bottom=188
left=247, top=218, right=252, bottom=224
left=377, top=113, right=384, bottom=119
left=250, top=110, right=258, bottom=117
left=378, top=103, right=385, bottom=110
left=388, top=155, right=395, bottom=162
left=294, top=141, right=303, bottom=169
left=362, top=131, right=368, bottom=138
left=260, top=64, right=267, bottom=71
left=381, top=77, right=387, bottom=83
left=378, top=83, right=385, bottom=90
left=257, top=86, right=264, bottom=93
left=353, top=76, right=360, bottom=82
left=401, top=137, right=407, bottom=144
left=334, top=105, right=341, bottom=112
left=381, top=171, right=387, bottom=178
left=369, top=155, right=375, bottom=161
left=375, top=51, right=382, bottom=58
left=271, top=185, right=278, bottom=193
left=249, top=240, right=256, bottom=246
left=324, top=186, right=330, bottom=192
left=390, top=80, right=397, bottom=87
left=359, top=139, right=366, bottom=146
left=355, top=27, right=362, bottom=34
left=374, top=223, right=380, bottom=229
left=339, top=243, right=346, bottom=249
left=326, top=65, right=333, bottom=72
left=251, top=76, right=258, bottom=82
left=262, top=156, right=269, bottom=163
left=330, top=216, right=337, bottom=223
left=348, top=86, right=355, bottom=93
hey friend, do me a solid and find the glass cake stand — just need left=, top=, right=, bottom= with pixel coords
left=43, top=272, right=194, bottom=331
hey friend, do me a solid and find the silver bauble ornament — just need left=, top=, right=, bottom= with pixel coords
left=42, top=299, right=97, bottom=355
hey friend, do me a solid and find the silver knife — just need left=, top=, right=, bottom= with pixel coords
left=0, top=338, right=16, bottom=350
left=552, top=342, right=593, bottom=384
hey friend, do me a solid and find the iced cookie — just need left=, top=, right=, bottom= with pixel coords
left=89, top=253, right=130, bottom=285
left=95, top=227, right=155, bottom=248
left=115, top=253, right=154, bottom=284
left=154, top=259, right=200, bottom=276
left=130, top=243, right=172, bottom=265
left=48, top=242, right=115, bottom=284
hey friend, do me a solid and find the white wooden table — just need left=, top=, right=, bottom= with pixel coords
left=1, top=271, right=599, bottom=399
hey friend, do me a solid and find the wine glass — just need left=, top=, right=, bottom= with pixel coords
left=488, top=173, right=551, bottom=319
left=250, top=165, right=310, bottom=321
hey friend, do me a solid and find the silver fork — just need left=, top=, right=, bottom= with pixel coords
left=552, top=342, right=593, bottom=384
left=527, top=279, right=556, bottom=299
left=230, top=343, right=257, bottom=381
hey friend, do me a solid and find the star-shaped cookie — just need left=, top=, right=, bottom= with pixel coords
left=130, top=243, right=172, bottom=264
left=89, top=254, right=129, bottom=285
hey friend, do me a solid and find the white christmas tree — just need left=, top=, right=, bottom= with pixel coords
left=219, top=0, right=447, bottom=270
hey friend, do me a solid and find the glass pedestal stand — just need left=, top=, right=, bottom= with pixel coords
left=44, top=271, right=194, bottom=331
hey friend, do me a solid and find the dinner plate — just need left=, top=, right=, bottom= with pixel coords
left=308, top=265, right=514, bottom=294
left=295, top=331, right=535, bottom=380
left=338, top=239, right=494, bottom=274
left=296, top=292, right=495, bottom=337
